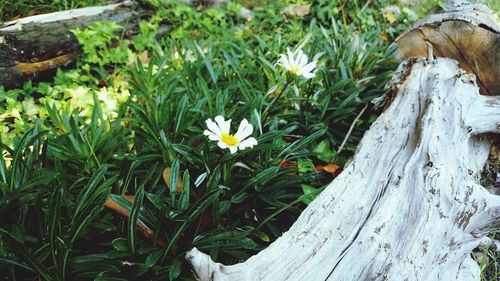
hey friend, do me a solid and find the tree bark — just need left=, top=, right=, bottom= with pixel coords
left=186, top=55, right=500, bottom=281
left=0, top=0, right=251, bottom=88
left=0, top=1, right=151, bottom=88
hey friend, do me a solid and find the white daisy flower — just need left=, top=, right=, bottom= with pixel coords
left=203, top=116, right=258, bottom=154
left=277, top=47, right=318, bottom=79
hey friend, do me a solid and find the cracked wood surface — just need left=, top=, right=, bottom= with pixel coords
left=186, top=58, right=500, bottom=281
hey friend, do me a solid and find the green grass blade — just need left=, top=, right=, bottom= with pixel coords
left=128, top=186, right=145, bottom=253
left=0, top=228, right=54, bottom=281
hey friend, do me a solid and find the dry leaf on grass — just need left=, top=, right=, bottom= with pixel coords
left=163, top=166, right=183, bottom=193
left=104, top=195, right=165, bottom=247
left=316, top=163, right=342, bottom=177
left=283, top=4, right=311, bottom=18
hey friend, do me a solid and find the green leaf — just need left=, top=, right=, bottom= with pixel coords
left=172, top=144, right=203, bottom=166
left=169, top=157, right=180, bottom=195
left=253, top=231, right=270, bottom=242
left=129, top=186, right=145, bottom=254
left=112, top=238, right=129, bottom=252
left=300, top=184, right=317, bottom=204
left=0, top=145, right=7, bottom=184
left=72, top=166, right=108, bottom=220
left=48, top=186, right=65, bottom=280
left=312, top=139, right=337, bottom=163
left=196, top=42, right=217, bottom=83
left=207, top=165, right=221, bottom=191
left=218, top=200, right=231, bottom=214
left=145, top=249, right=163, bottom=267
left=0, top=228, right=54, bottom=281
left=278, top=129, right=326, bottom=159
left=0, top=257, right=35, bottom=273
left=297, top=159, right=315, bottom=173
left=194, top=172, right=208, bottom=187
left=244, top=166, right=280, bottom=189
left=178, top=169, right=190, bottom=211
left=174, top=95, right=189, bottom=133
left=231, top=191, right=248, bottom=204
left=169, top=257, right=182, bottom=281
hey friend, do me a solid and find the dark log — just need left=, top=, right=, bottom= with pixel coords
left=0, top=0, right=253, bottom=88
left=0, top=1, right=150, bottom=88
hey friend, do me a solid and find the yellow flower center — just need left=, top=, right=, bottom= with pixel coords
left=221, top=133, right=239, bottom=146
left=290, top=64, right=301, bottom=74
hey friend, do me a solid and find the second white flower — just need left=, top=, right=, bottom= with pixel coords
left=277, top=47, right=317, bottom=79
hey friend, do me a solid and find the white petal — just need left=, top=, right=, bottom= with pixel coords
left=229, top=146, right=238, bottom=154
left=237, top=137, right=258, bottom=150
left=277, top=54, right=290, bottom=70
left=297, top=50, right=308, bottom=67
left=301, top=72, right=316, bottom=79
left=234, top=118, right=253, bottom=141
left=287, top=47, right=295, bottom=66
left=203, top=130, right=220, bottom=141
left=217, top=140, right=229, bottom=149
left=301, top=61, right=317, bottom=73
left=214, top=115, right=231, bottom=134
left=205, top=118, right=222, bottom=137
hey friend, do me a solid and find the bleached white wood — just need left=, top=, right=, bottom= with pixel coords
left=478, top=237, right=500, bottom=252
left=464, top=95, right=500, bottom=135
left=186, top=57, right=500, bottom=281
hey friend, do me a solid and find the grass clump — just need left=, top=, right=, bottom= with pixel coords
left=0, top=0, right=498, bottom=280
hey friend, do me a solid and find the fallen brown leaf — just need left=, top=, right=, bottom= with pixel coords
left=104, top=195, right=165, bottom=247
left=316, top=164, right=342, bottom=177
left=283, top=4, right=311, bottom=18
left=163, top=167, right=183, bottom=193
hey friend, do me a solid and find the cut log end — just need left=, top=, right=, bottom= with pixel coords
left=395, top=2, right=500, bottom=96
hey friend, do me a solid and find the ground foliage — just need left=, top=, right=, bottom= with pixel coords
left=0, top=0, right=498, bottom=280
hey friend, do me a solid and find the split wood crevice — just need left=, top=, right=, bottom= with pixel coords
left=186, top=2, right=500, bottom=280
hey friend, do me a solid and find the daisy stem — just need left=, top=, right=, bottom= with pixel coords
left=262, top=80, right=291, bottom=121
left=215, top=152, right=225, bottom=166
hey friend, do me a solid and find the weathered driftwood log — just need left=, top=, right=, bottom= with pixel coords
left=0, top=1, right=150, bottom=88
left=186, top=56, right=500, bottom=281
left=185, top=2, right=500, bottom=280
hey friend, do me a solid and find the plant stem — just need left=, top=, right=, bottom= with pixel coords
left=337, top=103, right=368, bottom=153
left=262, top=80, right=291, bottom=121
left=216, top=150, right=226, bottom=164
